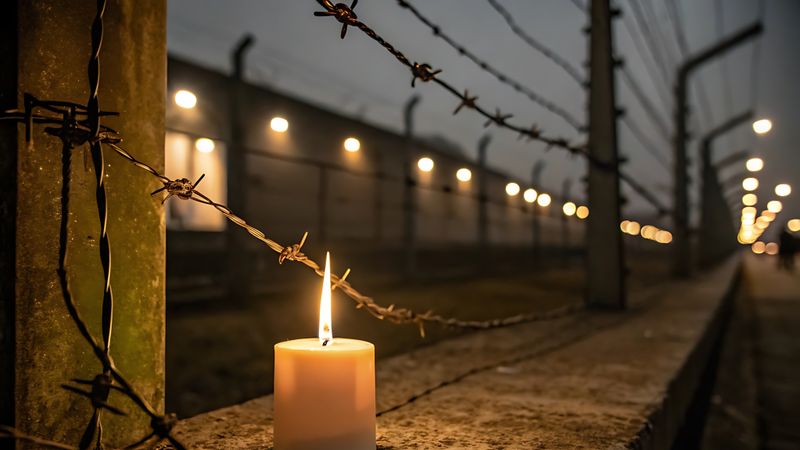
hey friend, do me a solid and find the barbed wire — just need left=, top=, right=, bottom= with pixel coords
left=484, top=0, right=585, bottom=85
left=619, top=66, right=671, bottom=142
left=620, top=117, right=670, bottom=170
left=312, top=0, right=669, bottom=214
left=396, top=0, right=583, bottom=131
left=664, top=0, right=714, bottom=128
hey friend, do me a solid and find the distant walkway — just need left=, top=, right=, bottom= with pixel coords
left=746, top=254, right=800, bottom=449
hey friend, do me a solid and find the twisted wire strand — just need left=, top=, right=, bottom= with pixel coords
left=84, top=1, right=116, bottom=446
left=484, top=0, right=585, bottom=85
left=313, top=1, right=669, bottom=214
left=103, top=142, right=585, bottom=337
left=397, top=0, right=583, bottom=130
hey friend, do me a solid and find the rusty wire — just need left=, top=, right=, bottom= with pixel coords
left=312, top=0, right=669, bottom=214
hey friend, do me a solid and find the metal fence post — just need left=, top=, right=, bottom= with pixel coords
left=531, top=160, right=545, bottom=263
left=227, top=34, right=254, bottom=300
left=477, top=134, right=491, bottom=268
left=403, top=95, right=420, bottom=279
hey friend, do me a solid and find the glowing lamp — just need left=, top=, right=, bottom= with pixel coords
left=456, top=168, right=472, bottom=182
left=194, top=138, right=215, bottom=153
left=417, top=157, right=434, bottom=172
left=174, top=89, right=197, bottom=109
left=344, top=137, right=361, bottom=153
left=505, top=182, right=520, bottom=196
left=270, top=117, right=289, bottom=133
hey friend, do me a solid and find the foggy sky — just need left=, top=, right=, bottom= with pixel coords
left=166, top=0, right=799, bottom=235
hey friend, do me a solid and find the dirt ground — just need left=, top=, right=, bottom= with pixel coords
left=166, top=251, right=671, bottom=418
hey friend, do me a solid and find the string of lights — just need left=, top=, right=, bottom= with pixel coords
left=396, top=0, right=583, bottom=130
left=485, top=0, right=585, bottom=85
left=312, top=0, right=668, bottom=214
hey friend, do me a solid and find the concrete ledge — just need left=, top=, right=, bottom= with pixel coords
left=174, top=257, right=740, bottom=449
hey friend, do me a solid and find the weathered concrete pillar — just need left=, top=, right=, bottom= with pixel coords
left=0, top=1, right=166, bottom=447
left=586, top=0, right=625, bottom=308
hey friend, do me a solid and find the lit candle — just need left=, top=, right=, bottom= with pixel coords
left=274, top=253, right=376, bottom=450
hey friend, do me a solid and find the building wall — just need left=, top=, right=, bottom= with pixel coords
left=165, top=56, right=587, bottom=299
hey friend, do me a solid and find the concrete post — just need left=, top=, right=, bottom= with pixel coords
left=672, top=23, right=762, bottom=277
left=0, top=1, right=166, bottom=446
left=403, top=95, right=420, bottom=279
left=587, top=0, right=626, bottom=308
left=477, top=134, right=491, bottom=267
left=698, top=111, right=752, bottom=267
left=531, top=160, right=545, bottom=263
left=227, top=34, right=254, bottom=301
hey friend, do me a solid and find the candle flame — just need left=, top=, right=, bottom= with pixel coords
left=319, top=252, right=333, bottom=346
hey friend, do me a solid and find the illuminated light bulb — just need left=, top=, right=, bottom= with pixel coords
left=417, top=157, right=434, bottom=172
left=195, top=138, right=215, bottom=153
left=787, top=219, right=800, bottom=232
left=620, top=220, right=630, bottom=232
left=751, top=241, right=766, bottom=254
left=456, top=168, right=472, bottom=182
left=576, top=205, right=589, bottom=219
left=742, top=177, right=759, bottom=191
left=505, top=182, right=520, bottom=196
left=537, top=193, right=552, bottom=207
left=627, top=221, right=641, bottom=236
left=655, top=230, right=672, bottom=244
left=775, top=183, right=791, bottom=197
left=270, top=117, right=289, bottom=133
left=745, top=157, right=764, bottom=172
left=562, top=201, right=576, bottom=216
left=174, top=89, right=197, bottom=109
left=524, top=188, right=539, bottom=204
left=767, top=200, right=783, bottom=213
left=752, top=119, right=772, bottom=135
left=343, top=137, right=361, bottom=153
left=742, top=193, right=757, bottom=206
left=765, top=242, right=779, bottom=255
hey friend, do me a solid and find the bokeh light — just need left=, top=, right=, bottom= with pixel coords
left=742, top=193, right=757, bottom=206
left=537, top=193, right=552, bottom=207
left=745, top=157, right=764, bottom=172
left=456, top=168, right=472, bottom=182
left=752, top=119, right=772, bottom=135
left=174, top=89, right=197, bottom=109
left=194, top=138, right=215, bottom=153
left=788, top=219, right=800, bottom=232
left=575, top=206, right=589, bottom=219
left=751, top=241, right=766, bottom=254
left=524, top=188, right=538, bottom=203
left=742, top=177, right=759, bottom=191
left=417, top=157, right=434, bottom=172
left=765, top=242, right=779, bottom=255
left=505, top=182, right=520, bottom=196
left=562, top=201, right=576, bottom=216
left=767, top=200, right=783, bottom=213
left=270, top=117, right=289, bottom=133
left=343, top=137, right=361, bottom=153
left=775, top=183, right=791, bottom=197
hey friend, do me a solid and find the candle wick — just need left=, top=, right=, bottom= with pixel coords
left=322, top=338, right=330, bottom=347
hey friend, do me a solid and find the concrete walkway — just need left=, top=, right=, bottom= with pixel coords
left=745, top=254, right=800, bottom=450
left=174, top=258, right=739, bottom=449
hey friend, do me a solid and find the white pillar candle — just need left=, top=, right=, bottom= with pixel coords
left=274, top=253, right=376, bottom=450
